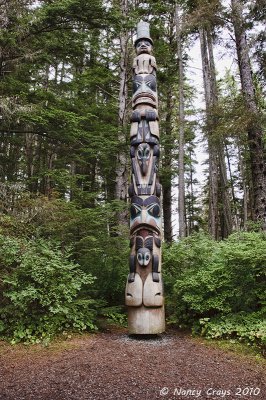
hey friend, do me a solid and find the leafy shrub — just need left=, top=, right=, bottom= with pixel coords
left=164, top=232, right=266, bottom=350
left=196, top=313, right=266, bottom=353
left=71, top=201, right=129, bottom=305
left=0, top=235, right=97, bottom=343
left=100, top=306, right=127, bottom=327
left=1, top=197, right=129, bottom=307
left=164, top=233, right=224, bottom=324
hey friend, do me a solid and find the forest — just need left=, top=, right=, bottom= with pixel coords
left=0, top=0, right=265, bottom=353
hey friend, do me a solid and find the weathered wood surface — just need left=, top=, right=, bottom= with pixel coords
left=125, top=21, right=165, bottom=334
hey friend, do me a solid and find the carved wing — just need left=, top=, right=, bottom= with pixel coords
left=144, top=236, right=153, bottom=251
left=135, top=235, right=144, bottom=250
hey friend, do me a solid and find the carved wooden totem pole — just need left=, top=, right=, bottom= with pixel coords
left=125, top=21, right=165, bottom=334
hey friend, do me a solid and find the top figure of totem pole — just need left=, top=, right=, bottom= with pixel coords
left=125, top=21, right=165, bottom=334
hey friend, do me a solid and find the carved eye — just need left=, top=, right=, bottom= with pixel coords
left=145, top=254, right=150, bottom=261
left=137, top=253, right=143, bottom=262
left=147, top=203, right=160, bottom=218
left=146, top=79, right=153, bottom=88
left=144, top=76, right=156, bottom=92
left=137, top=149, right=143, bottom=158
left=137, top=40, right=150, bottom=47
left=130, top=204, right=141, bottom=219
left=133, top=79, right=142, bottom=93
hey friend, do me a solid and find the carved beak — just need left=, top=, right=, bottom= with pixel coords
left=141, top=161, right=148, bottom=175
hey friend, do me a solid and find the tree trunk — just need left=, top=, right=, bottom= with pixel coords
left=225, top=143, right=239, bottom=230
left=200, top=27, right=232, bottom=238
left=238, top=145, right=248, bottom=230
left=115, top=0, right=129, bottom=207
left=175, top=4, right=186, bottom=238
left=162, top=88, right=173, bottom=243
left=188, top=147, right=196, bottom=234
left=231, top=0, right=266, bottom=229
left=207, top=28, right=232, bottom=238
left=199, top=27, right=219, bottom=239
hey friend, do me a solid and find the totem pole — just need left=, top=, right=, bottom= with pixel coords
left=125, top=21, right=165, bottom=334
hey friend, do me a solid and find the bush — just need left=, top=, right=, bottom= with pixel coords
left=71, top=201, right=129, bottom=305
left=164, top=232, right=266, bottom=350
left=0, top=235, right=97, bottom=343
left=0, top=197, right=129, bottom=307
left=196, top=312, right=266, bottom=353
left=100, top=305, right=127, bottom=327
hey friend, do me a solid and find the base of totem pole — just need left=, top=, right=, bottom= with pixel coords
left=127, top=305, right=165, bottom=335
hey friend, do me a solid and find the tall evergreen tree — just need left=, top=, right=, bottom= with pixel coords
left=115, top=0, right=130, bottom=209
left=175, top=3, right=186, bottom=238
left=230, top=0, right=266, bottom=229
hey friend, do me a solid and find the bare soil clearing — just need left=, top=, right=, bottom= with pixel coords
left=0, top=329, right=265, bottom=400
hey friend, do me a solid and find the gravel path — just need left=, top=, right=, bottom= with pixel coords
left=0, top=331, right=265, bottom=400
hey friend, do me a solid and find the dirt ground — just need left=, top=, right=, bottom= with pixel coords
left=0, top=329, right=265, bottom=400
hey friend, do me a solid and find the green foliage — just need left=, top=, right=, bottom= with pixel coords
left=164, top=232, right=266, bottom=350
left=0, top=0, right=128, bottom=344
left=72, top=201, right=129, bottom=305
left=0, top=190, right=129, bottom=305
left=0, top=235, right=97, bottom=343
left=100, top=306, right=127, bottom=327
left=0, top=0, right=120, bottom=203
left=163, top=233, right=217, bottom=318
left=196, top=313, right=266, bottom=353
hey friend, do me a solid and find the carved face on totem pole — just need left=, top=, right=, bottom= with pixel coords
left=137, top=143, right=151, bottom=175
left=130, top=195, right=161, bottom=234
left=132, top=74, right=157, bottom=109
left=136, top=235, right=153, bottom=266
left=129, top=140, right=160, bottom=197
left=137, top=248, right=151, bottom=266
left=135, top=39, right=153, bottom=55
